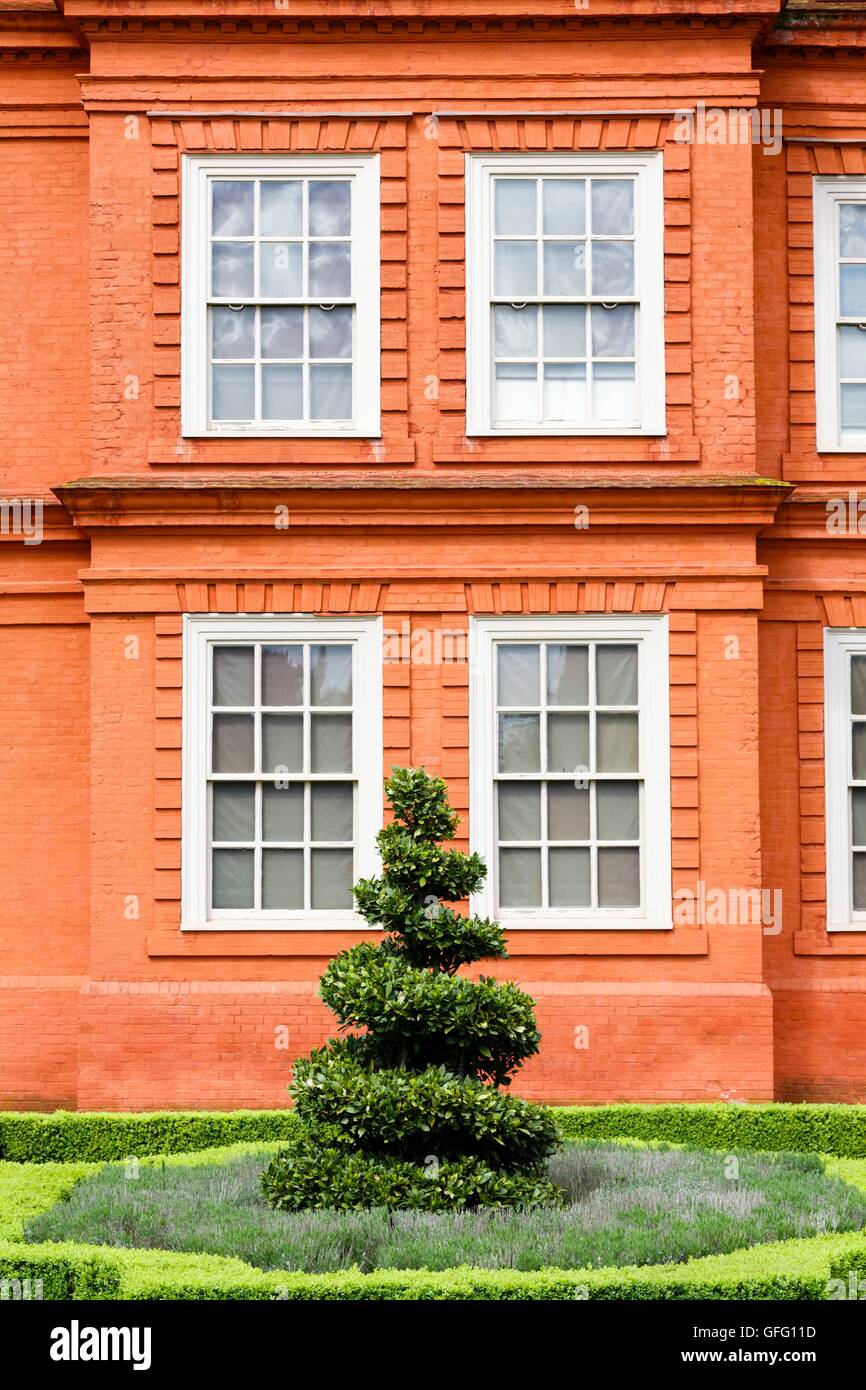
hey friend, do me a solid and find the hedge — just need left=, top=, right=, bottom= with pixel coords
left=0, top=1110, right=299, bottom=1163
left=2, top=1102, right=866, bottom=1163
left=2, top=1231, right=865, bottom=1301
left=554, top=1103, right=866, bottom=1158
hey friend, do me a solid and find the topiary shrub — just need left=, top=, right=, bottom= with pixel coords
left=263, top=767, right=562, bottom=1211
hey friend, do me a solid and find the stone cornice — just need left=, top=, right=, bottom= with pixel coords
left=54, top=473, right=793, bottom=532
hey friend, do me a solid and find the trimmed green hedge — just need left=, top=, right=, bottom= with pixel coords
left=0, top=1110, right=299, bottom=1163
left=2, top=1102, right=865, bottom=1163
left=2, top=1231, right=865, bottom=1301
left=554, top=1104, right=866, bottom=1158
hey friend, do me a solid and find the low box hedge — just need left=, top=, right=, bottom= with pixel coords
left=2, top=1230, right=865, bottom=1301
left=2, top=1102, right=865, bottom=1163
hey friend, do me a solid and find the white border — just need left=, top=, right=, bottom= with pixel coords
left=824, top=628, right=866, bottom=930
left=465, top=151, right=666, bottom=437
left=181, top=153, right=381, bottom=438
left=814, top=176, right=866, bottom=453
left=181, top=614, right=382, bottom=930
left=468, top=614, right=672, bottom=930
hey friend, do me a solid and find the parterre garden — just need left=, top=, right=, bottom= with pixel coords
left=3, top=770, right=865, bottom=1300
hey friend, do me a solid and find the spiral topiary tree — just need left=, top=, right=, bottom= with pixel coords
left=262, top=766, right=562, bottom=1212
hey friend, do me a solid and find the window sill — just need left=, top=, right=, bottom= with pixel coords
left=180, top=428, right=382, bottom=441
left=795, top=928, right=866, bottom=955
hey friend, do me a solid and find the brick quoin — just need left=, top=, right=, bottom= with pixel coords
left=0, top=0, right=864, bottom=1108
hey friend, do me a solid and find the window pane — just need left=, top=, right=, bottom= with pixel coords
left=260, top=242, right=303, bottom=297
left=547, top=712, right=589, bottom=773
left=212, top=306, right=255, bottom=359
left=592, top=362, right=637, bottom=421
left=597, top=847, right=640, bottom=907
left=543, top=304, right=586, bottom=358
left=499, top=847, right=541, bottom=906
left=597, top=781, right=640, bottom=841
left=309, top=242, right=351, bottom=297
left=212, top=714, right=254, bottom=773
left=494, top=242, right=537, bottom=296
left=311, top=645, right=352, bottom=706
left=840, top=203, right=866, bottom=258
left=211, top=242, right=254, bottom=297
left=262, top=714, right=303, bottom=773
left=841, top=385, right=866, bottom=435
left=212, top=849, right=254, bottom=909
left=309, top=306, right=353, bottom=359
left=262, top=646, right=303, bottom=706
left=262, top=365, right=302, bottom=421
left=543, top=179, right=585, bottom=236
left=853, top=723, right=866, bottom=781
left=543, top=242, right=585, bottom=296
left=840, top=264, right=866, bottom=318
left=596, top=713, right=639, bottom=773
left=854, top=853, right=866, bottom=912
left=262, top=784, right=303, bottom=842
left=591, top=179, right=634, bottom=235
left=549, top=847, right=590, bottom=907
left=309, top=181, right=351, bottom=237
left=547, top=644, right=589, bottom=705
left=591, top=304, right=635, bottom=357
left=498, top=713, right=540, bottom=772
left=212, top=365, right=254, bottom=421
left=543, top=363, right=586, bottom=420
left=310, top=364, right=352, bottom=420
left=591, top=241, right=635, bottom=297
left=494, top=179, right=536, bottom=235
left=852, top=656, right=866, bottom=715
left=494, top=362, right=537, bottom=420
left=852, top=787, right=866, bottom=846
left=311, top=714, right=353, bottom=772
left=260, top=181, right=302, bottom=237
left=498, top=644, right=540, bottom=706
left=839, top=325, right=866, bottom=378
left=211, top=181, right=253, bottom=237
left=494, top=305, right=537, bottom=358
left=213, top=646, right=253, bottom=706
left=311, top=849, right=354, bottom=909
left=547, top=783, right=590, bottom=841
left=498, top=782, right=541, bottom=841
left=596, top=645, right=638, bottom=706
left=212, top=783, right=255, bottom=842
left=262, top=849, right=303, bottom=909
left=261, top=307, right=303, bottom=359
left=311, top=783, right=354, bottom=841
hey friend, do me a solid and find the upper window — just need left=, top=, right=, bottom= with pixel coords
left=182, top=616, right=382, bottom=930
left=814, top=179, right=866, bottom=452
left=824, top=630, right=866, bottom=930
left=181, top=155, right=380, bottom=437
left=469, top=616, right=671, bottom=930
left=465, top=153, right=665, bottom=436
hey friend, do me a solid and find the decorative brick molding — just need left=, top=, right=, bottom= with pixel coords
left=434, top=114, right=697, bottom=464
left=148, top=114, right=413, bottom=466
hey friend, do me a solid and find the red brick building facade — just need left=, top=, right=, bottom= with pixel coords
left=1, top=0, right=865, bottom=1109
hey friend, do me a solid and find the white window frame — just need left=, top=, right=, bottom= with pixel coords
left=465, top=151, right=666, bottom=437
left=824, top=628, right=866, bottom=930
left=181, top=614, right=382, bottom=931
left=814, top=177, right=866, bottom=453
left=469, top=614, right=671, bottom=930
left=181, top=153, right=381, bottom=438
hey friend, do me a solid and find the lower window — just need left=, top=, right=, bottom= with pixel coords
left=469, top=615, right=672, bottom=929
left=824, top=629, right=866, bottom=929
left=182, top=615, right=382, bottom=930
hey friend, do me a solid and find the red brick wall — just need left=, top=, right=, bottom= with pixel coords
left=1, top=2, right=865, bottom=1107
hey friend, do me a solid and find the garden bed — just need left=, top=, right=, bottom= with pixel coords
left=21, top=1141, right=866, bottom=1275
left=2, top=1106, right=865, bottom=1300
